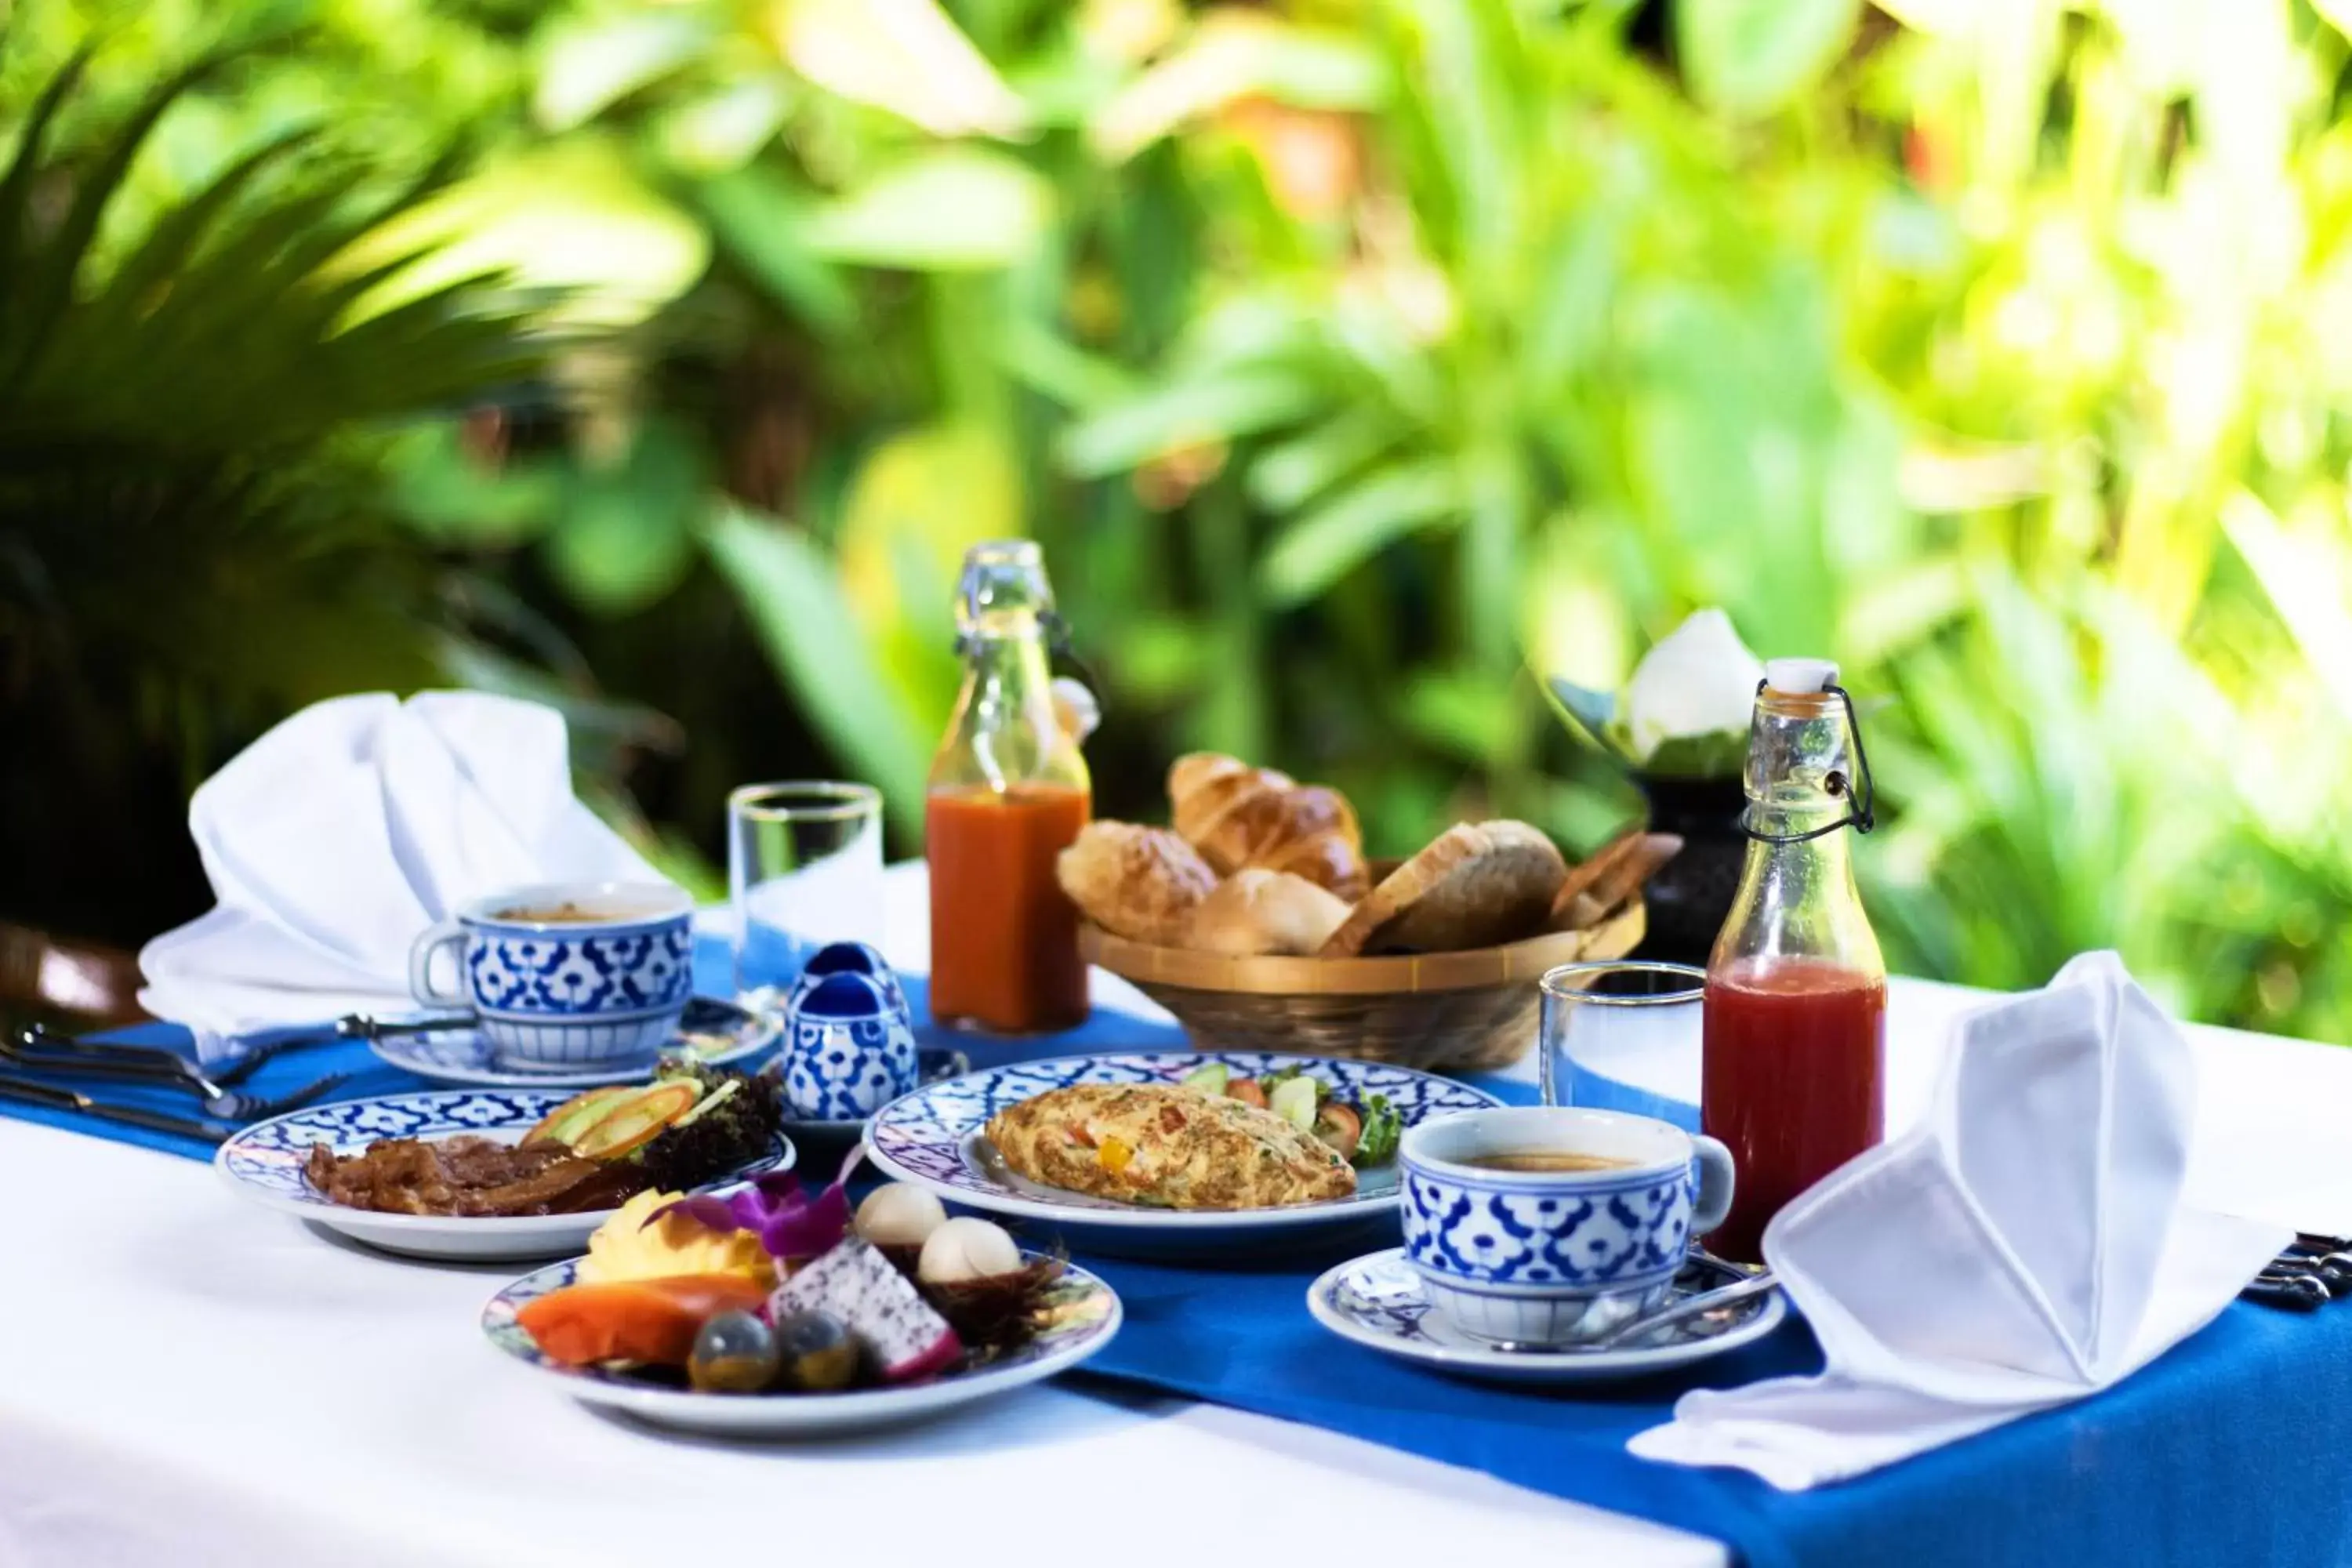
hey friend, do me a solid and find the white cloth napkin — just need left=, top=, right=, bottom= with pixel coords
left=1629, top=951, right=2289, bottom=1490
left=138, top=692, right=666, bottom=1054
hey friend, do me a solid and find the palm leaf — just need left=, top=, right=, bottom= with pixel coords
left=0, top=42, right=90, bottom=292
left=0, top=36, right=566, bottom=786
left=0, top=48, right=237, bottom=385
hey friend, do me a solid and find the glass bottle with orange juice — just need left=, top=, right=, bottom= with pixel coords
left=925, top=542, right=1092, bottom=1033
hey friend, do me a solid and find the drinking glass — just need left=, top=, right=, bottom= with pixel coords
left=1538, top=961, right=1705, bottom=1124
left=729, top=782, right=884, bottom=1000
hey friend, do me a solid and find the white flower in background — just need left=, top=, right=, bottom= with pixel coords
left=1622, top=609, right=1765, bottom=762
left=777, top=0, right=1030, bottom=140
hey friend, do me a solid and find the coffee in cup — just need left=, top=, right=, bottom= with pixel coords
left=1399, top=1106, right=1734, bottom=1347
left=408, top=881, right=695, bottom=1071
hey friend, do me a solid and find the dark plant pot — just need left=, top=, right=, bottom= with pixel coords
left=1634, top=774, right=1748, bottom=967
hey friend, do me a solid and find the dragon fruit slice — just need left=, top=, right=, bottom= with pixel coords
left=768, top=1237, right=963, bottom=1383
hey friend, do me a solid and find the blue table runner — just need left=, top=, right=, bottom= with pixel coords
left=1076, top=1247, right=2352, bottom=1568
left=8, top=938, right=2350, bottom=1568
left=0, top=938, right=1197, bottom=1160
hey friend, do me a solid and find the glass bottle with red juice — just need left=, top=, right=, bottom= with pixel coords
left=925, top=541, right=1093, bottom=1034
left=1700, top=658, right=1886, bottom=1264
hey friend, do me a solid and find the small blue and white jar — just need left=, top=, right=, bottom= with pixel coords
left=786, top=941, right=908, bottom=1018
left=781, top=969, right=917, bottom=1122
left=1399, top=1106, right=1735, bottom=1347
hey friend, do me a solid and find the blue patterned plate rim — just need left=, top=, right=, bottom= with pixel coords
left=862, top=1051, right=1505, bottom=1230
left=215, top=1087, right=794, bottom=1234
left=368, top=996, right=780, bottom=1089
left=480, top=1249, right=1122, bottom=1416
left=1306, top=1247, right=1788, bottom=1376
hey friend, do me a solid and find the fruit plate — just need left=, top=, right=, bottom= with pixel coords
left=481, top=1251, right=1121, bottom=1437
left=1306, top=1248, right=1787, bottom=1385
left=862, top=1051, right=1503, bottom=1258
left=215, top=1089, right=793, bottom=1262
left=368, top=996, right=779, bottom=1089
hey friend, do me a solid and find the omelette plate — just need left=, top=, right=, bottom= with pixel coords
left=863, top=1051, right=1504, bottom=1258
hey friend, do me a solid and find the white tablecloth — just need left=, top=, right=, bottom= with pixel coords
left=3, top=866, right=2347, bottom=1568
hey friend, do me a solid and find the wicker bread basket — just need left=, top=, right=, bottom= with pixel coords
left=1079, top=897, right=1645, bottom=1073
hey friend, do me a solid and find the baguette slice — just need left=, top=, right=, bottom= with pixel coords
left=1547, top=826, right=1645, bottom=927
left=1553, top=831, right=1684, bottom=930
left=1319, top=821, right=1568, bottom=957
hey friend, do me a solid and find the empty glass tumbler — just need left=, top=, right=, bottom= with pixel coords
left=730, top=782, right=885, bottom=1000
left=1538, top=960, right=1706, bottom=1127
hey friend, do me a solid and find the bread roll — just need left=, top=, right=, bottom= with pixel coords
left=1319, top=821, right=1568, bottom=956
left=1167, top=753, right=1370, bottom=901
left=1054, top=822, right=1218, bottom=946
left=1187, top=869, right=1353, bottom=956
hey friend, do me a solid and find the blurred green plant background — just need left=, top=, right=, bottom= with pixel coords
left=2, top=0, right=2347, bottom=1042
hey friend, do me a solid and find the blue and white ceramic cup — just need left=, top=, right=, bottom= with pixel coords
left=780, top=970, right=917, bottom=1121
left=407, top=882, right=695, bottom=1072
left=1400, top=1106, right=1735, bottom=1347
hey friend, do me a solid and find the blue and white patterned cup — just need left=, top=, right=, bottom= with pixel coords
left=1400, top=1106, right=1735, bottom=1347
left=781, top=970, right=917, bottom=1121
left=408, top=882, right=695, bottom=1072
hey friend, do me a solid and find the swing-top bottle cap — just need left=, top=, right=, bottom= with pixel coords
left=956, top=539, right=1055, bottom=633
left=1763, top=657, right=1839, bottom=695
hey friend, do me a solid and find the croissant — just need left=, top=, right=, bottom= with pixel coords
left=1167, top=753, right=1370, bottom=902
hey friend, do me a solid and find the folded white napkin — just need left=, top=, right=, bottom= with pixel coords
left=1629, top=951, right=2288, bottom=1489
left=139, top=692, right=666, bottom=1053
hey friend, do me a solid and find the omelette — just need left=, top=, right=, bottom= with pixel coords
left=986, top=1083, right=1356, bottom=1209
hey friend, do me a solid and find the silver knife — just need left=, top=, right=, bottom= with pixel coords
left=0, top=1073, right=238, bottom=1145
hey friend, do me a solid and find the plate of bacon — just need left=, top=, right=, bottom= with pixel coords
left=214, top=1067, right=793, bottom=1261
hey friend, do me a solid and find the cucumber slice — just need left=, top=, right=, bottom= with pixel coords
left=523, top=1086, right=631, bottom=1149
left=1180, top=1062, right=1230, bottom=1095
left=571, top=1081, right=699, bottom=1159
left=1269, top=1074, right=1318, bottom=1132
left=671, top=1077, right=741, bottom=1129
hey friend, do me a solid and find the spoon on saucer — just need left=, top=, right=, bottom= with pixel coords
left=1590, top=1268, right=1783, bottom=1349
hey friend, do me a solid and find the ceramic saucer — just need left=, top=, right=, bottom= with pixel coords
left=216, top=1088, right=794, bottom=1261
left=1306, top=1248, right=1787, bottom=1385
left=369, top=996, right=780, bottom=1088
left=482, top=1250, right=1120, bottom=1436
left=775, top=1047, right=970, bottom=1153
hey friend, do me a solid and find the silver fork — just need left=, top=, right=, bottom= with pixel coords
left=8, top=1029, right=350, bottom=1122
left=190, top=1012, right=471, bottom=1085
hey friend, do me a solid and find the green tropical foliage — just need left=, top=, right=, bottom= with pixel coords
left=3, top=0, right=2348, bottom=1044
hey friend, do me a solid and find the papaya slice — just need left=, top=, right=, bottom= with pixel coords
left=516, top=1274, right=773, bottom=1367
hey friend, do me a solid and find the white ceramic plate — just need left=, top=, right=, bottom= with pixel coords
left=215, top=1088, right=793, bottom=1261
left=1306, top=1247, right=1788, bottom=1385
left=368, top=997, right=779, bottom=1089
left=481, top=1252, right=1121, bottom=1436
left=862, top=1051, right=1504, bottom=1257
